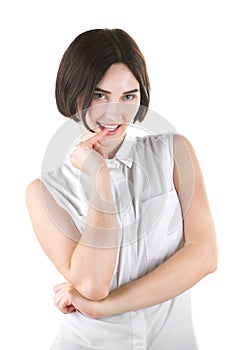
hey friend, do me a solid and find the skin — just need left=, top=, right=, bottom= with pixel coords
left=25, top=63, right=217, bottom=318
left=26, top=64, right=141, bottom=301
left=80, top=63, right=141, bottom=159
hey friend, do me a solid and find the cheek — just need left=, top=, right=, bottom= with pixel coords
left=124, top=104, right=140, bottom=124
left=120, top=124, right=128, bottom=131
left=86, top=105, right=106, bottom=126
left=120, top=103, right=140, bottom=123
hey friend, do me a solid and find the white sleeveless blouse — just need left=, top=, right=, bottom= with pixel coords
left=42, top=128, right=198, bottom=350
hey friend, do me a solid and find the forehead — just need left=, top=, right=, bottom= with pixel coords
left=97, top=63, right=139, bottom=91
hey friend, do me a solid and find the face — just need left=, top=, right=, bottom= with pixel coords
left=84, top=63, right=141, bottom=145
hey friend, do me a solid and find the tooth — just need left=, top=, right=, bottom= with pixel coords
left=100, top=123, right=118, bottom=130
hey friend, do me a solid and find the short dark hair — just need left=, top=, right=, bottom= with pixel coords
left=55, top=28, right=150, bottom=132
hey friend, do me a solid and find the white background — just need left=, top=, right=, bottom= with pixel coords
left=0, top=0, right=235, bottom=349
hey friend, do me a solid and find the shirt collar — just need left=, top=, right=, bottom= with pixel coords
left=107, top=126, right=137, bottom=168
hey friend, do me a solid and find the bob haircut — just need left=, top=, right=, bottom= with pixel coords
left=55, top=28, right=150, bottom=132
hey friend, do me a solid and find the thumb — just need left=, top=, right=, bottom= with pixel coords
left=93, top=142, right=108, bottom=159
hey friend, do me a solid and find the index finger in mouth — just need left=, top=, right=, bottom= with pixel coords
left=76, top=128, right=108, bottom=146
left=89, top=128, right=109, bottom=143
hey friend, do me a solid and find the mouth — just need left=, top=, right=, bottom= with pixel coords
left=97, top=122, right=122, bottom=135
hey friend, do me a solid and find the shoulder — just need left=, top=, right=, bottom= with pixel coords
left=25, top=179, right=44, bottom=220
left=25, top=178, right=50, bottom=206
left=173, top=134, right=206, bottom=207
left=25, top=178, right=42, bottom=198
left=173, top=134, right=196, bottom=157
left=173, top=134, right=201, bottom=179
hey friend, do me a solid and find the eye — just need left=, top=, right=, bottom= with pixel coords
left=94, top=93, right=106, bottom=100
left=123, top=94, right=135, bottom=101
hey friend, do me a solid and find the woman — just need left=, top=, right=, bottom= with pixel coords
left=26, top=29, right=217, bottom=349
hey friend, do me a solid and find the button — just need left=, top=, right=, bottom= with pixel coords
left=129, top=275, right=135, bottom=281
left=136, top=340, right=144, bottom=347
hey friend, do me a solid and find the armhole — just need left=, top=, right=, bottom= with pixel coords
left=163, top=132, right=175, bottom=191
left=169, top=132, right=175, bottom=181
left=172, top=133, right=181, bottom=194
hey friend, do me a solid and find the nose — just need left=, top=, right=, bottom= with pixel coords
left=102, top=102, right=122, bottom=123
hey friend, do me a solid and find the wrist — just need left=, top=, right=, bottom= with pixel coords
left=93, top=298, right=110, bottom=318
left=90, top=169, right=114, bottom=206
left=90, top=164, right=110, bottom=182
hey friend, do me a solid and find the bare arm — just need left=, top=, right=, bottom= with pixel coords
left=70, top=134, right=218, bottom=317
left=26, top=130, right=119, bottom=301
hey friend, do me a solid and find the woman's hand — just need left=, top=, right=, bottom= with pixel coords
left=70, top=128, right=109, bottom=178
left=53, top=282, right=100, bottom=318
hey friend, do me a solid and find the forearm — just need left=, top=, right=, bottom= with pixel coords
left=97, top=243, right=217, bottom=316
left=69, top=170, right=119, bottom=300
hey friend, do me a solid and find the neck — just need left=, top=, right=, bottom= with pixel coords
left=101, top=135, right=126, bottom=159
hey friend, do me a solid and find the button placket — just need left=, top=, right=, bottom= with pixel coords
left=131, top=310, right=147, bottom=349
left=109, top=163, right=136, bottom=239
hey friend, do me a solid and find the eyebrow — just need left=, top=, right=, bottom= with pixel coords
left=94, top=87, right=139, bottom=95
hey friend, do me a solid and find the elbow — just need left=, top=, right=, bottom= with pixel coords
left=207, top=253, right=218, bottom=274
left=82, top=287, right=109, bottom=302
left=75, top=280, right=110, bottom=301
left=202, top=244, right=218, bottom=275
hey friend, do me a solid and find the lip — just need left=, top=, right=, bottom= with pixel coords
left=98, top=123, right=121, bottom=135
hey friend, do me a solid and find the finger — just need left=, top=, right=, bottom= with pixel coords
left=53, top=282, right=68, bottom=290
left=67, top=305, right=77, bottom=313
left=57, top=299, right=75, bottom=314
left=89, top=128, right=109, bottom=143
left=54, top=287, right=69, bottom=305
left=53, top=282, right=69, bottom=294
left=93, top=142, right=108, bottom=159
left=74, top=142, right=92, bottom=149
left=53, top=290, right=63, bottom=305
left=76, top=128, right=108, bottom=147
left=58, top=294, right=76, bottom=314
left=54, top=292, right=70, bottom=309
left=62, top=305, right=76, bottom=314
